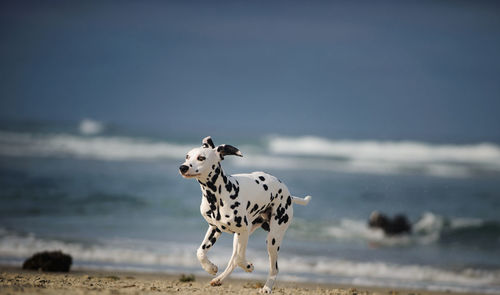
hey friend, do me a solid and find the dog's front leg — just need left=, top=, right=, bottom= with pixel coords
left=197, top=225, right=221, bottom=275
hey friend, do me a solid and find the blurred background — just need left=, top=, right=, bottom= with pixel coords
left=1, top=0, right=500, bottom=293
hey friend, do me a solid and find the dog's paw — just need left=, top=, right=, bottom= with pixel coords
left=243, top=262, right=254, bottom=273
left=237, top=259, right=254, bottom=273
left=210, top=278, right=222, bottom=286
left=202, top=262, right=218, bottom=275
left=259, top=286, right=272, bottom=293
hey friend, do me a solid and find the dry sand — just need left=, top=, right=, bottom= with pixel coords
left=0, top=266, right=481, bottom=295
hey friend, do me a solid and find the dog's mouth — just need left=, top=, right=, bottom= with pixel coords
left=180, top=172, right=201, bottom=178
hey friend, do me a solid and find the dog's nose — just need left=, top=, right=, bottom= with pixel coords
left=179, top=165, right=189, bottom=174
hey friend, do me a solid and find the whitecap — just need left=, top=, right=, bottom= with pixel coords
left=79, top=118, right=104, bottom=135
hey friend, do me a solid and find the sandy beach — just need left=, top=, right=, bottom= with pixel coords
left=0, top=266, right=486, bottom=295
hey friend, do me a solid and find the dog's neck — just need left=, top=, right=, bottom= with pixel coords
left=197, top=163, right=236, bottom=221
left=197, top=163, right=228, bottom=194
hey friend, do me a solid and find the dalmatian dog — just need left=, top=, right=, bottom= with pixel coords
left=179, top=136, right=311, bottom=293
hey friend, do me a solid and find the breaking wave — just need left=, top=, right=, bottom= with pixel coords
left=1, top=130, right=500, bottom=177
left=0, top=130, right=190, bottom=161
left=1, top=227, right=499, bottom=294
left=268, top=136, right=500, bottom=165
left=265, top=136, right=500, bottom=178
left=288, top=212, right=500, bottom=248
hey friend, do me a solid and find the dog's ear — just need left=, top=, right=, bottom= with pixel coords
left=202, top=136, right=215, bottom=149
left=216, top=144, right=243, bottom=160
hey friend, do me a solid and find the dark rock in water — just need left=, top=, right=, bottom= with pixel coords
left=22, top=251, right=72, bottom=272
left=368, top=211, right=412, bottom=235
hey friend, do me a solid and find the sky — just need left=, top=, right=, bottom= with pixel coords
left=1, top=0, right=500, bottom=142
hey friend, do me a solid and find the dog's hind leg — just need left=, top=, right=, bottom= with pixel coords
left=260, top=209, right=292, bottom=293
left=197, top=226, right=221, bottom=275
left=210, top=230, right=250, bottom=286
left=260, top=230, right=285, bottom=293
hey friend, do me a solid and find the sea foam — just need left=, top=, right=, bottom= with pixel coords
left=1, top=130, right=500, bottom=177
left=265, top=136, right=500, bottom=177
left=0, top=131, right=190, bottom=160
left=79, top=119, right=104, bottom=135
left=1, top=228, right=499, bottom=294
left=287, top=212, right=497, bottom=247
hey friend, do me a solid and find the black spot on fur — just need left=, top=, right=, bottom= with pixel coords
left=233, top=210, right=238, bottom=215
left=252, top=216, right=263, bottom=224
left=277, top=246, right=280, bottom=251
left=208, top=229, right=217, bottom=241
left=204, top=137, right=215, bottom=148
left=276, top=261, right=278, bottom=270
left=255, top=179, right=260, bottom=184
left=234, top=216, right=242, bottom=227
left=220, top=199, right=224, bottom=207
left=230, top=202, right=240, bottom=209
left=250, top=204, right=259, bottom=214
left=246, top=201, right=251, bottom=210
left=207, top=181, right=217, bottom=193
left=275, top=204, right=289, bottom=225
left=212, top=167, right=220, bottom=182
left=278, top=188, right=282, bottom=194
left=244, top=216, right=248, bottom=225
left=229, top=184, right=239, bottom=200
left=281, top=214, right=289, bottom=224
left=263, top=184, right=268, bottom=191
left=261, top=222, right=270, bottom=231
left=272, top=238, right=276, bottom=245
left=204, top=190, right=218, bottom=218
left=259, top=176, right=265, bottom=181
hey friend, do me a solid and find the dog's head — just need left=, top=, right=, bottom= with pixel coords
left=179, top=136, right=242, bottom=179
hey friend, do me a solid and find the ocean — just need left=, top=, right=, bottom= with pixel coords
left=1, top=119, right=499, bottom=294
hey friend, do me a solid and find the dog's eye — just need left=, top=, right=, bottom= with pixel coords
left=197, top=155, right=206, bottom=161
left=186, top=155, right=190, bottom=160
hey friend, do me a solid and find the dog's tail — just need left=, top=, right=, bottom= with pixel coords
left=292, top=195, right=312, bottom=206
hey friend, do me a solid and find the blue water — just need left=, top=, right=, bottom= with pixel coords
left=1, top=120, right=500, bottom=293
